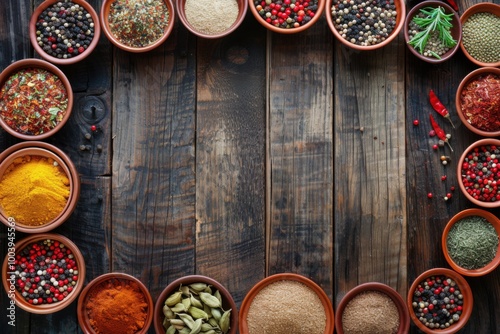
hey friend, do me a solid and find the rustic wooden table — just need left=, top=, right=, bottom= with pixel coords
left=1, top=0, right=500, bottom=333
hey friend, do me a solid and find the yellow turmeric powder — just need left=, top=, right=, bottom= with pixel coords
left=0, top=155, right=70, bottom=225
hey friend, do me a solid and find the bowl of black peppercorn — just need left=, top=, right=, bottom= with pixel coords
left=30, top=0, right=101, bottom=65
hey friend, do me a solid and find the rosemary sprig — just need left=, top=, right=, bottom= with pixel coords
left=408, top=6, right=457, bottom=58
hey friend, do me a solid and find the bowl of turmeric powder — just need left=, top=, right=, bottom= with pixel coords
left=0, top=141, right=80, bottom=233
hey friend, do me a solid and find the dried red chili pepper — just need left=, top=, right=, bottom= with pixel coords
left=430, top=114, right=453, bottom=151
left=444, top=0, right=458, bottom=11
left=429, top=89, right=455, bottom=128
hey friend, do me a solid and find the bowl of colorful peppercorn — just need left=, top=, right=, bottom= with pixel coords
left=326, top=0, right=405, bottom=50
left=335, top=282, right=410, bottom=334
left=460, top=2, right=500, bottom=68
left=30, top=0, right=100, bottom=65
left=442, top=208, right=500, bottom=277
left=455, top=67, right=500, bottom=137
left=404, top=1, right=462, bottom=64
left=457, top=138, right=500, bottom=208
left=100, top=0, right=175, bottom=52
left=2, top=233, right=86, bottom=314
left=0, top=58, right=74, bottom=140
left=249, top=0, right=326, bottom=34
left=0, top=141, right=80, bottom=233
left=407, top=268, right=473, bottom=333
left=154, top=274, right=238, bottom=334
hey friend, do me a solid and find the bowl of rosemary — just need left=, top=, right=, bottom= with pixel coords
left=404, top=0, right=462, bottom=63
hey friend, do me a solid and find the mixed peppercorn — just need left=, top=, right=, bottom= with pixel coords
left=461, top=144, right=500, bottom=203
left=253, top=0, right=319, bottom=29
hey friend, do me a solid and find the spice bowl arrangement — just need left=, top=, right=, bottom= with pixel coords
left=239, top=273, right=334, bottom=334
left=404, top=0, right=461, bottom=63
left=154, top=274, right=238, bottom=334
left=455, top=67, right=500, bottom=137
left=442, top=208, right=500, bottom=277
left=77, top=272, right=154, bottom=334
left=407, top=268, right=473, bottom=333
left=30, top=0, right=100, bottom=65
left=2, top=233, right=86, bottom=314
left=0, top=141, right=80, bottom=233
left=459, top=2, right=500, bottom=67
left=176, top=0, right=247, bottom=39
left=335, top=282, right=410, bottom=334
left=100, top=0, right=175, bottom=52
left=0, top=58, right=74, bottom=140
left=249, top=0, right=326, bottom=34
left=326, top=0, right=405, bottom=50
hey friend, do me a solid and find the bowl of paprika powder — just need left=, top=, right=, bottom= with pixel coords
left=0, top=141, right=80, bottom=233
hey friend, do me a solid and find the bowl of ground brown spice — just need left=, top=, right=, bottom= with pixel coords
left=0, top=141, right=80, bottom=233
left=336, top=282, right=410, bottom=334
left=239, top=273, right=335, bottom=334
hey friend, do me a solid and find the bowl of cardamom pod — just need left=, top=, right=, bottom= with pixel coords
left=154, top=275, right=238, bottom=334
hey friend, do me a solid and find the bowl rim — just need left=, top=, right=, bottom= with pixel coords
left=77, top=272, right=154, bottom=334
left=335, top=282, right=410, bottom=334
left=154, top=274, right=239, bottom=334
left=403, top=0, right=462, bottom=63
left=176, top=0, right=248, bottom=39
left=326, top=0, right=406, bottom=50
left=0, top=141, right=80, bottom=233
left=248, top=0, right=326, bottom=34
left=238, top=272, right=335, bottom=334
left=29, top=0, right=101, bottom=65
left=0, top=58, right=74, bottom=140
left=457, top=138, right=500, bottom=208
left=455, top=67, right=500, bottom=137
left=2, top=233, right=86, bottom=314
left=442, top=208, right=500, bottom=276
left=407, top=268, right=473, bottom=334
left=459, top=2, right=500, bottom=68
left=100, top=0, right=175, bottom=52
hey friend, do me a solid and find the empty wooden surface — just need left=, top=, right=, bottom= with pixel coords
left=1, top=0, right=500, bottom=333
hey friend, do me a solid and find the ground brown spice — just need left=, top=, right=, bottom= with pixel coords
left=184, top=0, right=239, bottom=35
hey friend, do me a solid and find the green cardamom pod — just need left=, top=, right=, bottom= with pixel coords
left=208, top=317, right=219, bottom=328
left=182, top=296, right=192, bottom=310
left=189, top=283, right=208, bottom=292
left=203, top=303, right=212, bottom=318
left=200, top=323, right=215, bottom=331
left=190, top=318, right=203, bottom=334
left=163, top=305, right=175, bottom=319
left=210, top=307, right=222, bottom=321
left=170, top=319, right=185, bottom=326
left=171, top=302, right=187, bottom=313
left=166, top=325, right=176, bottom=334
left=214, top=290, right=222, bottom=304
left=181, top=285, right=191, bottom=296
left=219, top=309, right=231, bottom=333
left=190, top=294, right=204, bottom=308
left=189, top=306, right=209, bottom=320
left=178, top=313, right=195, bottom=329
left=165, top=291, right=183, bottom=306
left=199, top=292, right=221, bottom=308
left=179, top=328, right=191, bottom=334
left=204, top=286, right=213, bottom=294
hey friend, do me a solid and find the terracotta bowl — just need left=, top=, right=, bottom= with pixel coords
left=239, top=273, right=334, bottom=334
left=407, top=268, right=473, bottom=333
left=101, top=0, right=175, bottom=52
left=0, top=59, right=73, bottom=140
left=176, top=0, right=247, bottom=39
left=460, top=2, right=500, bottom=67
left=404, top=1, right=462, bottom=63
left=457, top=138, right=500, bottom=208
left=154, top=274, right=238, bottom=334
left=77, top=272, right=154, bottom=334
left=455, top=67, right=500, bottom=137
left=0, top=141, right=80, bottom=233
left=442, top=208, right=500, bottom=277
left=2, top=233, right=86, bottom=314
left=335, top=282, right=410, bottom=334
left=30, top=0, right=100, bottom=65
left=248, top=0, right=326, bottom=34
left=326, top=0, right=405, bottom=50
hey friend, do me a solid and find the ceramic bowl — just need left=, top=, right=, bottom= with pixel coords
left=404, top=1, right=461, bottom=63
left=335, top=282, right=410, bottom=334
left=239, top=273, right=334, bottom=334
left=0, top=141, right=80, bottom=233
left=248, top=0, right=326, bottom=34
left=2, top=233, right=86, bottom=314
left=326, top=0, right=405, bottom=50
left=460, top=2, right=500, bottom=67
left=457, top=138, right=500, bottom=208
left=455, top=67, right=500, bottom=137
left=407, top=268, right=473, bottom=333
left=442, top=208, right=500, bottom=276
left=77, top=272, right=154, bottom=334
left=30, top=0, right=100, bottom=65
left=101, top=0, right=175, bottom=52
left=176, top=0, right=247, bottom=39
left=154, top=274, right=238, bottom=334
left=0, top=59, right=73, bottom=140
